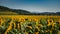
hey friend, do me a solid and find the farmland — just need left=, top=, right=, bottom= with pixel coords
left=0, top=15, right=60, bottom=34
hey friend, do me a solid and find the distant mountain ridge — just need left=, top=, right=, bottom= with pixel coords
left=0, top=6, right=60, bottom=15
left=0, top=6, right=31, bottom=15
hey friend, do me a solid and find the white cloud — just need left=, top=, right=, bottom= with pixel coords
left=15, top=6, right=60, bottom=13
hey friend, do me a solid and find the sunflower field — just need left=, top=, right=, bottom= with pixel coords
left=0, top=15, right=60, bottom=34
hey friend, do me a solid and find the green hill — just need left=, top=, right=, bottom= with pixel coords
left=0, top=6, right=60, bottom=15
left=0, top=6, right=31, bottom=15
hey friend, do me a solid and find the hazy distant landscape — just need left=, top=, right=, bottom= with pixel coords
left=0, top=6, right=60, bottom=15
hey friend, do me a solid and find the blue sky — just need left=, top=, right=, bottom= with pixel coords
left=0, top=0, right=60, bottom=13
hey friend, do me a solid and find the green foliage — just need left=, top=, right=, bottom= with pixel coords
left=0, top=18, right=60, bottom=34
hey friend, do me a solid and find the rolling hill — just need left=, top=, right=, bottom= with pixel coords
left=0, top=6, right=31, bottom=15
left=0, top=6, right=60, bottom=15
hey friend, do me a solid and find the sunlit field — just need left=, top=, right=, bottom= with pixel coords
left=0, top=15, right=60, bottom=34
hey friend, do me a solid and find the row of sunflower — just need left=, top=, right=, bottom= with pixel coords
left=0, top=17, right=60, bottom=34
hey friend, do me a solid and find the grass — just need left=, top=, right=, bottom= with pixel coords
left=0, top=11, right=18, bottom=15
